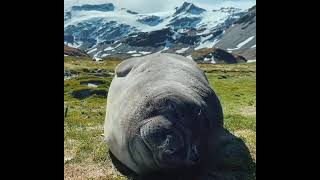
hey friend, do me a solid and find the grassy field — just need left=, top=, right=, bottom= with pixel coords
left=64, top=56, right=256, bottom=180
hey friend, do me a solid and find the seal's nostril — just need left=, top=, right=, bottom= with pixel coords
left=192, top=145, right=198, bottom=154
left=190, top=145, right=200, bottom=162
left=164, top=148, right=177, bottom=155
left=162, top=149, right=176, bottom=161
left=190, top=152, right=199, bottom=163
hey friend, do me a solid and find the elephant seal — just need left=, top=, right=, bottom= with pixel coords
left=104, top=53, right=223, bottom=175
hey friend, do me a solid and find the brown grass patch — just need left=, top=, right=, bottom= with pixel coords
left=234, top=129, right=256, bottom=161
left=239, top=106, right=256, bottom=117
left=64, top=159, right=125, bottom=180
left=64, top=139, right=79, bottom=163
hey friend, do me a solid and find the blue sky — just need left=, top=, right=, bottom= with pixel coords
left=64, top=0, right=256, bottom=13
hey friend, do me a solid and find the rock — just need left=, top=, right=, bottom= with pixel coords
left=137, top=15, right=163, bottom=26
left=71, top=89, right=107, bottom=99
left=174, top=2, right=206, bottom=16
left=64, top=46, right=88, bottom=57
left=71, top=3, right=115, bottom=12
left=127, top=10, right=139, bottom=14
left=192, top=48, right=247, bottom=64
left=124, top=28, right=174, bottom=47
left=64, top=70, right=79, bottom=80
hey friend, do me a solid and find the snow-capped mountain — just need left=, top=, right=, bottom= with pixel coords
left=64, top=2, right=256, bottom=62
left=215, top=5, right=256, bottom=60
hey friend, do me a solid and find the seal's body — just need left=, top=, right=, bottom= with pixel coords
left=104, top=53, right=223, bottom=174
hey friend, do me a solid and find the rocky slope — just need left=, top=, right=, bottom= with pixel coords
left=215, top=5, right=256, bottom=60
left=64, top=45, right=89, bottom=57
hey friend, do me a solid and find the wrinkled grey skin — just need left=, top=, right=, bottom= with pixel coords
left=104, top=53, right=223, bottom=175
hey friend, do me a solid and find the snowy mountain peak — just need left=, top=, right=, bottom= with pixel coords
left=174, top=2, right=206, bottom=16
left=126, top=9, right=139, bottom=15
left=71, top=3, right=115, bottom=12
left=64, top=1, right=256, bottom=62
left=137, top=15, right=162, bottom=26
left=213, top=7, right=241, bottom=13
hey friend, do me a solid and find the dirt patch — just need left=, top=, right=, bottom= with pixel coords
left=64, top=139, right=79, bottom=163
left=239, top=106, right=256, bottom=116
left=64, top=161, right=122, bottom=180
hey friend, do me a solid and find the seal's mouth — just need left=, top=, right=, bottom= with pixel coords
left=139, top=116, right=200, bottom=170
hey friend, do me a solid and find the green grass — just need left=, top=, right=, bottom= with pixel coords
left=205, top=64, right=256, bottom=133
left=64, top=57, right=256, bottom=179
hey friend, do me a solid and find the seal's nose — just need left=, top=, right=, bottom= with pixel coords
left=162, top=148, right=179, bottom=161
left=161, top=135, right=183, bottom=160
left=164, top=148, right=177, bottom=155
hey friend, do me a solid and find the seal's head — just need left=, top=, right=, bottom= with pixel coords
left=129, top=96, right=205, bottom=173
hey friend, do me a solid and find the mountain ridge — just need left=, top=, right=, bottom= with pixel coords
left=64, top=2, right=256, bottom=62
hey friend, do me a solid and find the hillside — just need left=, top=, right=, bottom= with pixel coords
left=215, top=5, right=256, bottom=59
left=64, top=45, right=89, bottom=57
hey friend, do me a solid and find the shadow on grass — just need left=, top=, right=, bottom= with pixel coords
left=110, top=128, right=255, bottom=180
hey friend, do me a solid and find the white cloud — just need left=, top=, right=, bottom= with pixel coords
left=64, top=0, right=256, bottom=13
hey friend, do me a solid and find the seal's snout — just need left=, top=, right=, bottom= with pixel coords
left=139, top=115, right=200, bottom=170
left=160, top=135, right=185, bottom=161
